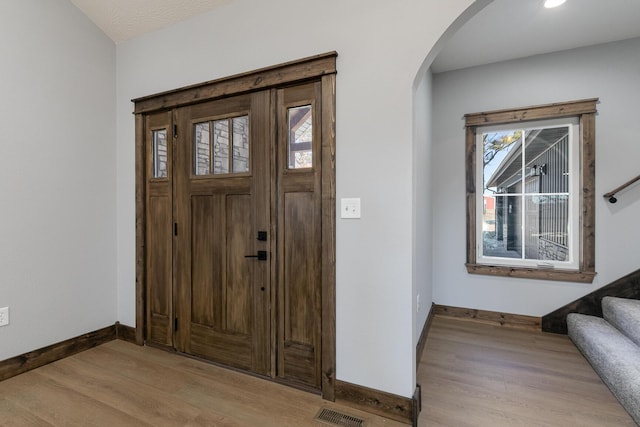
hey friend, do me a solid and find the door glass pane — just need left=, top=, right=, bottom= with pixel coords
left=232, top=116, right=249, bottom=173
left=213, top=119, right=229, bottom=174
left=153, top=129, right=168, bottom=178
left=194, top=122, right=211, bottom=176
left=287, top=105, right=312, bottom=169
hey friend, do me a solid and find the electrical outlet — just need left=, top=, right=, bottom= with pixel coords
left=0, top=307, right=8, bottom=327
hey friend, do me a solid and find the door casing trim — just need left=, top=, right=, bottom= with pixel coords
left=133, top=52, right=337, bottom=399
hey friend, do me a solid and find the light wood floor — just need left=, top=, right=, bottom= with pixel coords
left=1, top=316, right=636, bottom=426
left=0, top=340, right=404, bottom=427
left=418, top=316, right=636, bottom=426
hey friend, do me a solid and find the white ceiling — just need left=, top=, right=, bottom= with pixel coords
left=432, top=0, right=640, bottom=73
left=70, top=0, right=231, bottom=44
left=70, top=0, right=640, bottom=67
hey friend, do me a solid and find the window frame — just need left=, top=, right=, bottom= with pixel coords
left=464, top=99, right=598, bottom=283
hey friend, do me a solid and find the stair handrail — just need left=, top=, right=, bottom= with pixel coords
left=604, top=174, right=640, bottom=203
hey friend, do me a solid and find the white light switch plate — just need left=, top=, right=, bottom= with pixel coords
left=0, top=307, right=8, bottom=327
left=341, top=198, right=361, bottom=219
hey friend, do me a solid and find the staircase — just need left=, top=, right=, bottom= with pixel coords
left=568, top=297, right=640, bottom=425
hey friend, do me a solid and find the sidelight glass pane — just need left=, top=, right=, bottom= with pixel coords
left=213, top=119, right=229, bottom=174
left=232, top=116, right=249, bottom=173
left=194, top=122, right=211, bottom=175
left=287, top=105, right=313, bottom=169
left=153, top=129, right=168, bottom=178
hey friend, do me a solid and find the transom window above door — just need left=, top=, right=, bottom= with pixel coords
left=194, top=115, right=250, bottom=175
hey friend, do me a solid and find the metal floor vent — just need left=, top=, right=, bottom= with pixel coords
left=315, top=408, right=366, bottom=427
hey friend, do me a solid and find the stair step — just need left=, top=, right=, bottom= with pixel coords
left=567, top=313, right=640, bottom=425
left=603, top=296, right=640, bottom=347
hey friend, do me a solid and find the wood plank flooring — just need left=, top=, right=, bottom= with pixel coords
left=0, top=340, right=403, bottom=427
left=418, top=316, right=636, bottom=426
left=1, top=315, right=636, bottom=426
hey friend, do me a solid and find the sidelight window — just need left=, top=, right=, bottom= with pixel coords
left=287, top=105, right=313, bottom=169
left=152, top=129, right=168, bottom=178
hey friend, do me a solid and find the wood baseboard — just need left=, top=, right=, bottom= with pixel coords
left=434, top=304, right=541, bottom=331
left=335, top=380, right=419, bottom=425
left=416, top=303, right=435, bottom=369
left=115, top=322, right=137, bottom=344
left=0, top=325, right=116, bottom=382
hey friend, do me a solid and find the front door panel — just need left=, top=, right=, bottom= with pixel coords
left=174, top=92, right=271, bottom=375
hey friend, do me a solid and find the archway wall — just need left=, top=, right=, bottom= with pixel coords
left=411, top=0, right=492, bottom=352
left=116, top=0, right=477, bottom=398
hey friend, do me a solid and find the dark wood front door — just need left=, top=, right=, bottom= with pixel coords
left=173, top=91, right=271, bottom=374
left=137, top=53, right=337, bottom=397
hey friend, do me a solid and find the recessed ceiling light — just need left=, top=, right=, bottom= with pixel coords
left=544, top=0, right=567, bottom=8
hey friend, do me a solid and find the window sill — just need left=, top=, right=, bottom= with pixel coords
left=465, top=263, right=596, bottom=283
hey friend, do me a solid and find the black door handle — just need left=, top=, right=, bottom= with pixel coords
left=245, top=250, right=268, bottom=261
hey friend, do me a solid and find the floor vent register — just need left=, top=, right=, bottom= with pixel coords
left=315, top=408, right=366, bottom=427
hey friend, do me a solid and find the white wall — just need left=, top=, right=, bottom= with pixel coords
left=432, top=38, right=640, bottom=316
left=0, top=0, right=117, bottom=360
left=116, top=0, right=476, bottom=397
left=412, top=70, right=433, bottom=346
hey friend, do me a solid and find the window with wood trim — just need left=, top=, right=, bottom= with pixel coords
left=465, top=99, right=597, bottom=283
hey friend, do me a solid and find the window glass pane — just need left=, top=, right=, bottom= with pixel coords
left=288, top=105, right=313, bottom=169
left=194, top=123, right=210, bottom=176
left=232, top=116, right=249, bottom=173
left=525, top=194, right=569, bottom=261
left=483, top=195, right=521, bottom=259
left=526, top=127, right=570, bottom=194
left=153, top=129, right=168, bottom=178
left=213, top=120, right=229, bottom=174
left=483, top=130, right=522, bottom=197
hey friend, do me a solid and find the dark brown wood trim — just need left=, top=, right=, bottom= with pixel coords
left=335, top=380, right=417, bottom=425
left=320, top=73, right=337, bottom=401
left=416, top=303, right=435, bottom=369
left=464, top=98, right=598, bottom=127
left=581, top=112, right=596, bottom=272
left=465, top=98, right=598, bottom=283
left=412, top=384, right=421, bottom=427
left=542, top=268, right=640, bottom=334
left=465, top=125, right=477, bottom=265
left=466, top=264, right=596, bottom=283
left=132, top=52, right=338, bottom=114
left=115, top=322, right=137, bottom=344
left=434, top=304, right=541, bottom=331
left=0, top=325, right=116, bottom=382
left=135, top=112, right=146, bottom=346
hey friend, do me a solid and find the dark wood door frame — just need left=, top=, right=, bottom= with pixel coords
left=133, top=52, right=337, bottom=400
